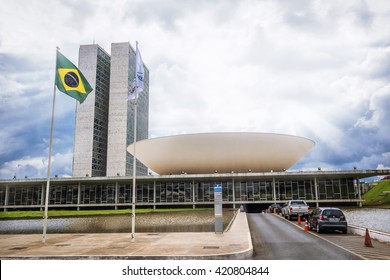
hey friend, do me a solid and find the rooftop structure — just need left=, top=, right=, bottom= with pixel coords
left=127, top=132, right=315, bottom=175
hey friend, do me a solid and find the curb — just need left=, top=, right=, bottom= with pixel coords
left=348, top=225, right=390, bottom=243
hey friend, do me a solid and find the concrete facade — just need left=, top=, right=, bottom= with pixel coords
left=73, top=42, right=149, bottom=178
left=73, top=45, right=111, bottom=177
left=106, top=42, right=149, bottom=176
left=2, top=170, right=390, bottom=211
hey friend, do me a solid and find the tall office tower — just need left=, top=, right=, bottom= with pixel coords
left=106, top=42, right=149, bottom=176
left=73, top=44, right=111, bottom=177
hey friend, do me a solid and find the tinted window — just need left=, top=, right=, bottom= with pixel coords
left=291, top=200, right=305, bottom=205
left=322, top=209, right=343, bottom=217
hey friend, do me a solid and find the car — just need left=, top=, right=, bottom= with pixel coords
left=281, top=200, right=310, bottom=220
left=308, top=207, right=348, bottom=234
left=268, top=203, right=282, bottom=213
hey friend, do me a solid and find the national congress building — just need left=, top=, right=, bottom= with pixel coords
left=0, top=43, right=389, bottom=212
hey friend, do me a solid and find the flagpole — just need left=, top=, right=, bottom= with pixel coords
left=42, top=47, right=59, bottom=243
left=131, top=41, right=139, bottom=241
left=131, top=99, right=137, bottom=241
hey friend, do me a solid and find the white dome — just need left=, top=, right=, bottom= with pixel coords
left=127, top=132, right=315, bottom=175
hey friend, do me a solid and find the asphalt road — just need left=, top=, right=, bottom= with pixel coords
left=247, top=213, right=362, bottom=260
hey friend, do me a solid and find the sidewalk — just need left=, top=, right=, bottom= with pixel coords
left=0, top=212, right=253, bottom=260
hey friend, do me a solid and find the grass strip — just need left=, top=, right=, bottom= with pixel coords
left=0, top=208, right=212, bottom=219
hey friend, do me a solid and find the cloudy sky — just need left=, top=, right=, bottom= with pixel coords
left=0, top=0, right=389, bottom=179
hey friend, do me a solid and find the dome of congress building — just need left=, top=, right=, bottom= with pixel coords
left=127, top=132, right=315, bottom=175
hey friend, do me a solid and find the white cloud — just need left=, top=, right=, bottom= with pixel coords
left=0, top=152, right=73, bottom=179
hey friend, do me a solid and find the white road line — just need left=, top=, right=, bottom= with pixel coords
left=272, top=213, right=367, bottom=260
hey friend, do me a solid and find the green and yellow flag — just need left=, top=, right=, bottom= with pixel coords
left=55, top=50, right=92, bottom=103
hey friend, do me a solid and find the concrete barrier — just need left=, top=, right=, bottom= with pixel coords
left=348, top=225, right=390, bottom=243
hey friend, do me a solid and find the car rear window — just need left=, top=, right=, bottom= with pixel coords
left=322, top=209, right=343, bottom=216
left=291, top=201, right=305, bottom=205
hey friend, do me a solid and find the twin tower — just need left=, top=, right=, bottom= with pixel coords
left=72, top=43, right=149, bottom=177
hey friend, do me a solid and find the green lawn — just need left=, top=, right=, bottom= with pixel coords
left=0, top=208, right=212, bottom=219
left=363, top=179, right=390, bottom=206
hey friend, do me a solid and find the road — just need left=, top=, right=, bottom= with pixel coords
left=247, top=213, right=362, bottom=260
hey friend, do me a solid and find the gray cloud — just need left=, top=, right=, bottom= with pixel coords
left=1, top=0, right=390, bottom=178
left=128, top=0, right=239, bottom=29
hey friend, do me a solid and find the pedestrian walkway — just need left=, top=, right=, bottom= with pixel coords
left=0, top=212, right=253, bottom=260
left=322, top=234, right=390, bottom=260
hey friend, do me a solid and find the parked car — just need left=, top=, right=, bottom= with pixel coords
left=308, top=207, right=348, bottom=234
left=282, top=200, right=310, bottom=220
left=268, top=203, right=282, bottom=213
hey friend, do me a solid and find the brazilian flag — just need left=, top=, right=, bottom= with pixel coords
left=55, top=50, right=92, bottom=103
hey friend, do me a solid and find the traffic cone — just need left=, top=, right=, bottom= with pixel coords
left=297, top=215, right=301, bottom=225
left=304, top=219, right=309, bottom=231
left=364, top=228, right=373, bottom=247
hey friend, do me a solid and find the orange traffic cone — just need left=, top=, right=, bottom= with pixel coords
left=364, top=228, right=373, bottom=247
left=297, top=215, right=301, bottom=225
left=304, top=219, right=309, bottom=231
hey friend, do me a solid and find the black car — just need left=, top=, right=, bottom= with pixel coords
left=268, top=203, right=282, bottom=213
left=308, top=207, right=348, bottom=234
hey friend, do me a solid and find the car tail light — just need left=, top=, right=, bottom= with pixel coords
left=320, top=215, right=325, bottom=220
left=340, top=216, right=346, bottom=221
left=290, top=207, right=293, bottom=212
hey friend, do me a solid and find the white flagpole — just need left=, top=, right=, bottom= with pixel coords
left=131, top=98, right=137, bottom=241
left=131, top=41, right=139, bottom=241
left=42, top=47, right=59, bottom=243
